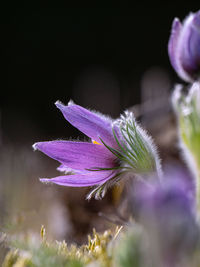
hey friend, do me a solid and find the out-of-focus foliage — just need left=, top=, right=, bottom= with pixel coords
left=2, top=223, right=200, bottom=267
left=2, top=226, right=122, bottom=267
left=113, top=225, right=144, bottom=267
left=172, top=82, right=200, bottom=209
left=173, top=83, right=200, bottom=172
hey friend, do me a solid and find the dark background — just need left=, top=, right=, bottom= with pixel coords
left=1, top=4, right=199, bottom=143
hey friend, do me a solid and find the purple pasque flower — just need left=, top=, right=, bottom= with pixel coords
left=132, top=168, right=198, bottom=265
left=168, top=10, right=200, bottom=82
left=33, top=101, right=161, bottom=199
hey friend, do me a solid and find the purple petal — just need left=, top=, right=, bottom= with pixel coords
left=168, top=18, right=182, bottom=73
left=182, top=11, right=200, bottom=73
left=168, top=17, right=194, bottom=82
left=40, top=170, right=117, bottom=187
left=179, top=14, right=199, bottom=76
left=57, top=164, right=72, bottom=173
left=57, top=164, right=88, bottom=174
left=33, top=140, right=116, bottom=171
left=55, top=101, right=117, bottom=148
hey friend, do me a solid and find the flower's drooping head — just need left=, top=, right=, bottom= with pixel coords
left=33, top=101, right=161, bottom=199
left=168, top=10, right=200, bottom=82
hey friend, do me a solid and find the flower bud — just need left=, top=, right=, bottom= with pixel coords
left=168, top=10, right=200, bottom=82
left=172, top=82, right=200, bottom=180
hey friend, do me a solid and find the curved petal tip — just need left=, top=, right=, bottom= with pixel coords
left=67, top=99, right=75, bottom=106
left=55, top=100, right=65, bottom=110
left=172, top=17, right=181, bottom=30
left=55, top=100, right=75, bottom=110
left=32, top=142, right=39, bottom=151
left=32, top=142, right=45, bottom=151
left=39, top=178, right=52, bottom=184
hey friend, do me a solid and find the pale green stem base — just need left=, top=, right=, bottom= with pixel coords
left=196, top=169, right=200, bottom=213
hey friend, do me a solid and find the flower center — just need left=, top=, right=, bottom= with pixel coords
left=92, top=140, right=101, bottom=145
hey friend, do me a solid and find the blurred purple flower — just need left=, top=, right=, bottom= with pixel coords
left=33, top=101, right=161, bottom=199
left=168, top=10, right=200, bottom=82
left=132, top=169, right=198, bottom=265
